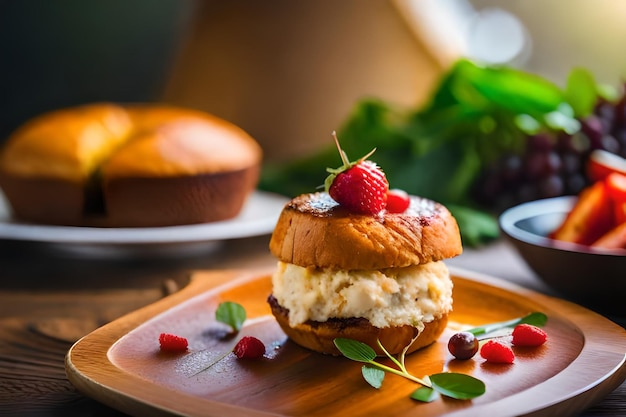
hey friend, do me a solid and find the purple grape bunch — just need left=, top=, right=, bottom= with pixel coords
left=474, top=89, right=626, bottom=212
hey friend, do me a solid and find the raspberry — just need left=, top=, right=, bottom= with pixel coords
left=386, top=189, right=411, bottom=213
left=159, top=333, right=188, bottom=352
left=233, top=336, right=266, bottom=359
left=480, top=340, right=514, bottom=364
left=512, top=324, right=548, bottom=347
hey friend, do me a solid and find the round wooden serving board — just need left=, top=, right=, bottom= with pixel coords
left=65, top=267, right=626, bottom=417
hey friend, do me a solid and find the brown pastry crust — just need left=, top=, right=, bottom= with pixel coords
left=0, top=103, right=262, bottom=227
left=0, top=175, right=86, bottom=226
left=268, top=295, right=448, bottom=356
left=104, top=167, right=260, bottom=227
left=269, top=192, right=462, bottom=270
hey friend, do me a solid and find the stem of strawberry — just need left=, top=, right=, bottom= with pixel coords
left=332, top=131, right=377, bottom=166
left=332, top=131, right=351, bottom=167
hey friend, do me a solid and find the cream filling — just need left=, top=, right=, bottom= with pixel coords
left=271, top=261, right=453, bottom=328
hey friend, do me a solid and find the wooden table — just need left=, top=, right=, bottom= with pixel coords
left=0, top=236, right=624, bottom=416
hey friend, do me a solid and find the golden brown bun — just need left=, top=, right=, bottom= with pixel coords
left=269, top=192, right=462, bottom=270
left=0, top=103, right=262, bottom=227
left=269, top=295, right=447, bottom=356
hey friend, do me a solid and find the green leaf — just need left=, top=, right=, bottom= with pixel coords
left=429, top=373, right=486, bottom=400
left=215, top=301, right=246, bottom=332
left=410, top=386, right=439, bottom=402
left=564, top=67, right=599, bottom=117
left=334, top=338, right=377, bottom=362
left=519, top=312, right=549, bottom=327
left=361, top=366, right=385, bottom=389
left=457, top=60, right=565, bottom=115
left=448, top=204, right=499, bottom=247
left=467, top=312, right=548, bottom=336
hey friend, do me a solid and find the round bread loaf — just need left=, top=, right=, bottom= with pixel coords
left=269, top=192, right=463, bottom=270
left=269, top=295, right=448, bottom=356
left=0, top=103, right=262, bottom=227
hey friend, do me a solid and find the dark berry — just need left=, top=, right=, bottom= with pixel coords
left=448, top=331, right=479, bottom=360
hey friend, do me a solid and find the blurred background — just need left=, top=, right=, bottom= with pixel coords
left=2, top=0, right=626, bottom=161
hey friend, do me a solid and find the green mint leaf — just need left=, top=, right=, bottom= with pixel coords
left=361, top=366, right=385, bottom=389
left=410, top=386, right=439, bottom=402
left=215, top=301, right=246, bottom=332
left=429, top=373, right=486, bottom=400
left=334, top=338, right=376, bottom=362
left=467, top=312, right=547, bottom=336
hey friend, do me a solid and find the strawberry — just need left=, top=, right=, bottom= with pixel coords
left=386, top=189, right=411, bottom=213
left=512, top=324, right=548, bottom=347
left=233, top=336, right=266, bottom=359
left=158, top=333, right=188, bottom=352
left=325, top=132, right=389, bottom=215
left=479, top=340, right=514, bottom=364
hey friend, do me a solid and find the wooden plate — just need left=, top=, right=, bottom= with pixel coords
left=65, top=267, right=626, bottom=417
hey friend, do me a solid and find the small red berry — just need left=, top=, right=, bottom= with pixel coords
left=512, top=324, right=547, bottom=347
left=480, top=340, right=514, bottom=364
left=159, top=333, right=188, bottom=352
left=325, top=132, right=389, bottom=215
left=233, top=336, right=266, bottom=359
left=386, top=189, right=411, bottom=213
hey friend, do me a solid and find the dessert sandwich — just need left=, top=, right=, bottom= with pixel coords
left=267, top=134, right=462, bottom=355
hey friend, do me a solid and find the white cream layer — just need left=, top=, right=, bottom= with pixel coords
left=271, top=261, right=453, bottom=328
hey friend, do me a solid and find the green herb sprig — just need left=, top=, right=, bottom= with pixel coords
left=466, top=311, right=547, bottom=337
left=334, top=311, right=548, bottom=402
left=333, top=337, right=485, bottom=402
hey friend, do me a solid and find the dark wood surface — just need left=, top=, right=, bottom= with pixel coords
left=0, top=236, right=623, bottom=417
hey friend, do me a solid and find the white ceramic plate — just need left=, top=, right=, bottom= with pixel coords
left=0, top=190, right=288, bottom=246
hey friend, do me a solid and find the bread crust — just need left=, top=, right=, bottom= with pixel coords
left=268, top=295, right=447, bottom=356
left=104, top=166, right=260, bottom=227
left=269, top=192, right=462, bottom=269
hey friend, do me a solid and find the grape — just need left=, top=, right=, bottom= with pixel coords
left=448, top=331, right=479, bottom=360
left=595, top=99, right=615, bottom=129
left=527, top=133, right=553, bottom=152
left=581, top=115, right=605, bottom=149
left=565, top=173, right=586, bottom=195
left=538, top=175, right=564, bottom=198
left=561, top=152, right=581, bottom=175
left=601, top=134, right=620, bottom=154
left=500, top=154, right=523, bottom=182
